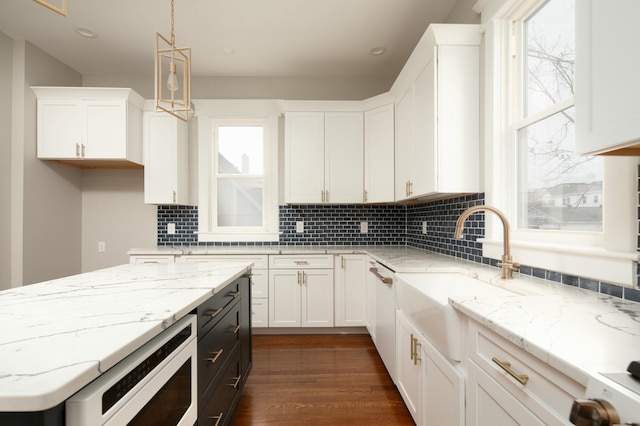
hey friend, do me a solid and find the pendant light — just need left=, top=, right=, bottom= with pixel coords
left=155, top=0, right=191, bottom=121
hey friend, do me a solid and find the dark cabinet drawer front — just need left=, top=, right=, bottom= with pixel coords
left=198, top=301, right=241, bottom=401
left=198, top=348, right=242, bottom=426
left=197, top=281, right=241, bottom=337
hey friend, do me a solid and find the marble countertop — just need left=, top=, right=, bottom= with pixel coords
left=131, top=245, right=640, bottom=391
left=0, top=261, right=252, bottom=412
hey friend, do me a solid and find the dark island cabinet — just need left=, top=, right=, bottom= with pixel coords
left=196, top=274, right=252, bottom=425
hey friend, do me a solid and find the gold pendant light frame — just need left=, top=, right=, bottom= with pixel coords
left=34, top=0, right=67, bottom=16
left=155, top=0, right=191, bottom=122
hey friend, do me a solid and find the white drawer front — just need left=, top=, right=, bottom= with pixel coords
left=469, top=320, right=584, bottom=425
left=251, top=299, right=268, bottom=328
left=251, top=271, right=268, bottom=299
left=269, top=254, right=334, bottom=269
left=182, top=254, right=268, bottom=269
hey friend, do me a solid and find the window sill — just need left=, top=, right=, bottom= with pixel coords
left=197, top=232, right=280, bottom=243
left=480, top=238, right=638, bottom=287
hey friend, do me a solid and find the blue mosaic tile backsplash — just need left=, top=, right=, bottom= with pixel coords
left=156, top=177, right=640, bottom=303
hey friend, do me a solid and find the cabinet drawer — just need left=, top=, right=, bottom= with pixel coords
left=183, top=254, right=268, bottom=269
left=251, top=299, right=268, bottom=328
left=198, top=301, right=241, bottom=402
left=129, top=255, right=174, bottom=264
left=198, top=346, right=242, bottom=426
left=469, top=320, right=584, bottom=424
left=269, top=254, right=333, bottom=269
left=196, top=280, right=241, bottom=338
left=250, top=270, right=268, bottom=299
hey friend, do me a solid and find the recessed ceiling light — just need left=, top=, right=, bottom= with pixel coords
left=221, top=47, right=236, bottom=55
left=74, top=27, right=97, bottom=39
left=369, top=46, right=387, bottom=56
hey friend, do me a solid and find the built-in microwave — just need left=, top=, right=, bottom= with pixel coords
left=66, top=314, right=197, bottom=426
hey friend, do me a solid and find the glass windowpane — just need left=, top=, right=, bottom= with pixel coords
left=524, top=0, right=575, bottom=117
left=217, top=178, right=263, bottom=227
left=218, top=126, right=264, bottom=175
left=517, top=107, right=602, bottom=231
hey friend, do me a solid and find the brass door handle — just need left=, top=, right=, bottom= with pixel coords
left=207, top=349, right=224, bottom=364
left=228, top=290, right=240, bottom=299
left=231, top=324, right=241, bottom=334
left=492, top=357, right=529, bottom=385
left=209, top=412, right=224, bottom=426
left=228, top=375, right=242, bottom=389
left=206, top=307, right=223, bottom=318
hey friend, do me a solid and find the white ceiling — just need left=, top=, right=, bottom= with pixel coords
left=0, top=0, right=461, bottom=79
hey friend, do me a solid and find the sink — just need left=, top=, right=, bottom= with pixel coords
left=395, top=273, right=519, bottom=362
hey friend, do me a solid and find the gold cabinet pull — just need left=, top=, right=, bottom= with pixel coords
left=364, top=189, right=368, bottom=203
left=321, top=190, right=325, bottom=202
left=172, top=190, right=176, bottom=203
left=297, top=270, right=301, bottom=285
left=410, top=333, right=415, bottom=361
left=231, top=324, right=241, bottom=334
left=209, top=412, right=224, bottom=426
left=341, top=256, right=345, bottom=269
left=492, top=357, right=529, bottom=385
left=206, top=307, right=223, bottom=318
left=228, top=375, right=242, bottom=389
left=207, top=349, right=224, bottom=364
left=75, top=143, right=80, bottom=157
left=81, top=144, right=85, bottom=157
left=294, top=260, right=309, bottom=265
left=413, top=338, right=421, bottom=365
left=228, top=290, right=240, bottom=299
left=302, top=271, right=307, bottom=285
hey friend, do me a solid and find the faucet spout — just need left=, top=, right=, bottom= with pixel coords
left=455, top=205, right=519, bottom=279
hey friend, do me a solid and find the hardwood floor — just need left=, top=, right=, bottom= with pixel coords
left=229, top=334, right=414, bottom=425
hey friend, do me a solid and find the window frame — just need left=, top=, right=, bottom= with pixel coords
left=194, top=100, right=280, bottom=243
left=479, top=0, right=638, bottom=287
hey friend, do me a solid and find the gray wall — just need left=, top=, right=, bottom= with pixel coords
left=22, top=41, right=83, bottom=285
left=0, top=32, right=12, bottom=290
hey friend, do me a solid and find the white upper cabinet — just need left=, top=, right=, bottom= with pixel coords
left=575, top=0, right=640, bottom=155
left=143, top=106, right=190, bottom=205
left=33, top=87, right=145, bottom=167
left=325, top=112, right=364, bottom=203
left=285, top=111, right=364, bottom=204
left=391, top=24, right=481, bottom=201
left=364, top=104, right=395, bottom=203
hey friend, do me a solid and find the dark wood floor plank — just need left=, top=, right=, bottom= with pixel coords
left=229, top=334, right=414, bottom=425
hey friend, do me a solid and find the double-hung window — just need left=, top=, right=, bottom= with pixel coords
left=194, top=101, right=280, bottom=243
left=514, top=0, right=602, bottom=233
left=481, top=0, right=638, bottom=286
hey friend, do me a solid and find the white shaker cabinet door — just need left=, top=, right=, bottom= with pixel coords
left=84, top=102, right=127, bottom=159
left=284, top=112, right=325, bottom=203
left=300, top=269, right=334, bottom=327
left=268, top=269, right=302, bottom=327
left=395, top=89, right=413, bottom=201
left=575, top=0, right=640, bottom=155
left=37, top=101, right=82, bottom=158
left=324, top=112, right=364, bottom=203
left=364, top=104, right=395, bottom=203
left=334, top=254, right=366, bottom=327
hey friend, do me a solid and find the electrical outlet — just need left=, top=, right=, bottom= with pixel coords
left=98, top=241, right=106, bottom=252
left=167, top=223, right=176, bottom=235
left=296, top=221, right=304, bottom=233
left=360, top=221, right=368, bottom=233
left=422, top=221, right=427, bottom=234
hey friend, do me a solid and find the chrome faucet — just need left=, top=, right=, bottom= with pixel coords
left=454, top=205, right=520, bottom=280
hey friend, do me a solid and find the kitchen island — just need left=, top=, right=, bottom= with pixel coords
left=0, top=261, right=252, bottom=423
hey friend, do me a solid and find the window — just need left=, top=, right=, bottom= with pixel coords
left=215, top=124, right=265, bottom=229
left=480, top=0, right=637, bottom=286
left=514, top=0, right=602, bottom=232
left=193, top=100, right=280, bottom=243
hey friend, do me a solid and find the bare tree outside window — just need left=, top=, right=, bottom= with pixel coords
left=517, top=0, right=602, bottom=231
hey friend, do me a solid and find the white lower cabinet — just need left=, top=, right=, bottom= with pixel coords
left=269, top=255, right=334, bottom=328
left=334, top=254, right=366, bottom=327
left=465, top=320, right=584, bottom=426
left=396, top=310, right=464, bottom=426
